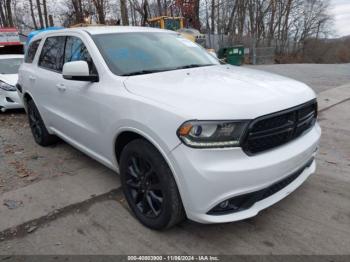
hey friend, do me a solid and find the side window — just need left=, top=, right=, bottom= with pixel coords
left=64, top=36, right=97, bottom=74
left=25, top=39, right=41, bottom=63
left=38, top=36, right=66, bottom=72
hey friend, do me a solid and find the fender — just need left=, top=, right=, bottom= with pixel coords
left=112, top=125, right=185, bottom=203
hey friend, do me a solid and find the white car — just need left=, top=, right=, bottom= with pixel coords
left=0, top=54, right=24, bottom=112
left=18, top=27, right=321, bottom=229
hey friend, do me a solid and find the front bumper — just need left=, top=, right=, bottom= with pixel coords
left=168, top=123, right=321, bottom=223
left=0, top=89, right=23, bottom=111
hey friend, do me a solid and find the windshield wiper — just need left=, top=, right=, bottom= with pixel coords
left=121, top=64, right=215, bottom=76
left=174, top=64, right=215, bottom=70
left=121, top=69, right=168, bottom=76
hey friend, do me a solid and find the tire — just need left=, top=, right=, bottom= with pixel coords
left=120, top=139, right=185, bottom=230
left=27, top=99, right=58, bottom=146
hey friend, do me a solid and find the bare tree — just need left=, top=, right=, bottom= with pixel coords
left=29, top=0, right=38, bottom=29
left=49, top=14, right=54, bottom=26
left=210, top=0, right=215, bottom=33
left=92, top=0, right=106, bottom=24
left=120, top=0, right=129, bottom=25
left=15, top=0, right=331, bottom=63
left=0, top=2, right=7, bottom=27
left=156, top=0, right=162, bottom=16
left=129, top=0, right=150, bottom=26
left=71, top=0, right=84, bottom=23
left=43, top=0, right=49, bottom=27
left=0, top=0, right=14, bottom=27
left=6, top=0, right=14, bottom=26
left=36, top=0, right=44, bottom=28
left=129, top=0, right=137, bottom=25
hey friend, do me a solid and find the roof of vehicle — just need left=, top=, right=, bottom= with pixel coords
left=0, top=54, right=24, bottom=59
left=31, top=26, right=175, bottom=41
left=84, top=26, right=175, bottom=35
left=27, top=27, right=64, bottom=44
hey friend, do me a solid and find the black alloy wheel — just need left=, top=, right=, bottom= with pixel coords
left=28, top=102, right=43, bottom=142
left=27, top=99, right=58, bottom=146
left=120, top=139, right=185, bottom=229
left=125, top=154, right=163, bottom=218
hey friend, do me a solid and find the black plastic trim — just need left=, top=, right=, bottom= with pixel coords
left=16, top=84, right=22, bottom=93
left=63, top=74, right=99, bottom=82
left=207, top=157, right=315, bottom=215
left=241, top=99, right=317, bottom=155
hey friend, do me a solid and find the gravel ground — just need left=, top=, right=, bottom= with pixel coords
left=247, top=63, right=350, bottom=93
left=0, top=110, right=105, bottom=194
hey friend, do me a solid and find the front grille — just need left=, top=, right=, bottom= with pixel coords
left=242, top=100, right=317, bottom=155
left=207, top=157, right=314, bottom=215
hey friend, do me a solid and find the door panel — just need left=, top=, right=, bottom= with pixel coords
left=54, top=36, right=103, bottom=154
left=34, top=36, right=66, bottom=127
left=19, top=39, right=41, bottom=106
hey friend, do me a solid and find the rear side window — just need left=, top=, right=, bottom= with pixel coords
left=38, top=36, right=66, bottom=72
left=64, top=36, right=97, bottom=74
left=25, top=39, right=41, bottom=63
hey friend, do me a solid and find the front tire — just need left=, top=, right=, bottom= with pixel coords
left=27, top=99, right=58, bottom=146
left=120, top=139, right=185, bottom=230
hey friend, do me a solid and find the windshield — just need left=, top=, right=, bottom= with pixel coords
left=92, top=32, right=219, bottom=76
left=0, top=58, right=23, bottom=74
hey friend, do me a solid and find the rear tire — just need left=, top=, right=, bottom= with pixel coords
left=120, top=139, right=185, bottom=230
left=27, top=99, right=58, bottom=146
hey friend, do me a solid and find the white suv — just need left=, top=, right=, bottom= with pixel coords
left=18, top=27, right=321, bottom=229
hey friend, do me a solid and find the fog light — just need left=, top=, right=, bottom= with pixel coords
left=219, top=200, right=229, bottom=209
left=6, top=97, right=14, bottom=103
left=208, top=193, right=256, bottom=215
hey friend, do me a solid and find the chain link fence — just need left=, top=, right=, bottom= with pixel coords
left=205, top=34, right=301, bottom=65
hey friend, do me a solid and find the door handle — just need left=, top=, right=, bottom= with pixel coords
left=56, top=84, right=66, bottom=92
left=29, top=75, right=36, bottom=81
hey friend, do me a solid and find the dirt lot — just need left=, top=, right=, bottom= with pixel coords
left=0, top=64, right=349, bottom=255
left=0, top=110, right=108, bottom=195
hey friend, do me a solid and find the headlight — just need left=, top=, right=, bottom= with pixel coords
left=0, top=81, right=16, bottom=91
left=177, top=120, right=248, bottom=148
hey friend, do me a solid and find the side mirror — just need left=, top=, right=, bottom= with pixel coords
left=62, top=61, right=99, bottom=82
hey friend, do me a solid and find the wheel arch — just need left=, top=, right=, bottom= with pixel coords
left=113, top=127, right=184, bottom=200
left=113, top=127, right=187, bottom=217
left=22, top=92, right=33, bottom=111
left=21, top=91, right=53, bottom=136
left=22, top=91, right=41, bottom=113
left=114, top=130, right=144, bottom=163
left=114, top=127, right=174, bottom=165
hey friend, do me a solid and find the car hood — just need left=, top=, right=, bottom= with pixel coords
left=123, top=65, right=316, bottom=119
left=0, top=74, right=18, bottom=86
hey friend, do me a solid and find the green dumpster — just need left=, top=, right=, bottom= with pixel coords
left=218, top=45, right=245, bottom=66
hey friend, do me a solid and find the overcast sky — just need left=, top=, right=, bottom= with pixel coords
left=331, top=0, right=350, bottom=36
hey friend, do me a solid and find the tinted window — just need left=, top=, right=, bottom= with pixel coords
left=38, top=36, right=66, bottom=72
left=92, top=32, right=218, bottom=76
left=25, top=39, right=41, bottom=63
left=64, top=36, right=96, bottom=74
